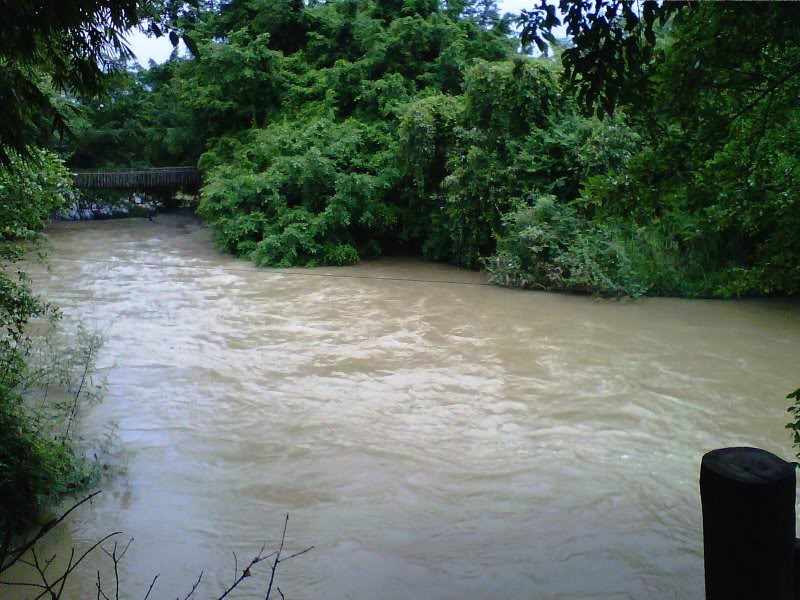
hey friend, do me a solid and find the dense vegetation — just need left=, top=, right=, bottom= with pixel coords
left=64, top=1, right=800, bottom=298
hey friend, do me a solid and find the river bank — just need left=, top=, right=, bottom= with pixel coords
left=54, top=192, right=157, bottom=221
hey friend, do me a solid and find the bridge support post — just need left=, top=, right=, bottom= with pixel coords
left=700, top=447, right=796, bottom=600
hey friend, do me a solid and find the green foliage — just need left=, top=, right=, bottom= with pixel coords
left=0, top=150, right=105, bottom=534
left=519, top=0, right=680, bottom=116
left=199, top=117, right=399, bottom=266
left=0, top=0, right=200, bottom=164
left=0, top=151, right=71, bottom=254
left=508, top=2, right=800, bottom=298
left=188, top=0, right=523, bottom=267
left=486, top=195, right=646, bottom=296
left=183, top=5, right=649, bottom=274
left=0, top=0, right=187, bottom=545
left=0, top=325, right=107, bottom=534
left=414, top=59, right=562, bottom=267
left=488, top=190, right=741, bottom=297
left=67, top=1, right=800, bottom=299
left=0, top=150, right=70, bottom=345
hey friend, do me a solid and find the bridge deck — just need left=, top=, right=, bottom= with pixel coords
left=73, top=167, right=201, bottom=190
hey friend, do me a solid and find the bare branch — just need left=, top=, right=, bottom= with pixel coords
left=179, top=571, right=203, bottom=600
left=4, top=510, right=312, bottom=600
left=54, top=546, right=75, bottom=599
left=101, top=537, right=133, bottom=600
left=217, top=543, right=276, bottom=600
left=142, top=575, right=159, bottom=600
left=63, top=330, right=100, bottom=442
left=96, top=571, right=110, bottom=600
left=0, top=580, right=50, bottom=590
left=264, top=515, right=312, bottom=600
left=27, top=547, right=53, bottom=598
left=0, top=491, right=102, bottom=575
left=0, top=521, right=12, bottom=572
left=281, top=547, right=314, bottom=563
left=31, top=531, right=122, bottom=600
left=232, top=551, right=238, bottom=586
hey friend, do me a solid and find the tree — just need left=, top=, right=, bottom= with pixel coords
left=519, top=2, right=800, bottom=119
left=515, top=2, right=800, bottom=296
left=0, top=0, right=200, bottom=163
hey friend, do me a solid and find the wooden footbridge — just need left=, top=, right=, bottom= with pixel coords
left=72, top=167, right=201, bottom=191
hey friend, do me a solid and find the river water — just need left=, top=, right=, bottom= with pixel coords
left=10, top=214, right=800, bottom=599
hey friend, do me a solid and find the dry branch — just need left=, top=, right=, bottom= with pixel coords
left=1, top=505, right=312, bottom=600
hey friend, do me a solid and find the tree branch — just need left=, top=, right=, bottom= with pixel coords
left=0, top=491, right=102, bottom=575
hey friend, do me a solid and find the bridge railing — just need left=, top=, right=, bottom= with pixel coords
left=72, top=167, right=201, bottom=191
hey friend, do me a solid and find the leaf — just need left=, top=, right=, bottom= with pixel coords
left=182, top=34, right=201, bottom=58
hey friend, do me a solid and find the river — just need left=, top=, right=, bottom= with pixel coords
left=9, top=214, right=800, bottom=599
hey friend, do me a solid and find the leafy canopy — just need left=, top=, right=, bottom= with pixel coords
left=68, top=1, right=800, bottom=298
left=0, top=0, right=200, bottom=163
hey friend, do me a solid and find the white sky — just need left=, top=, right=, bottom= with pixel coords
left=126, top=0, right=534, bottom=65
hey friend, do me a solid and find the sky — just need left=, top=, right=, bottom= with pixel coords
left=126, top=0, right=534, bottom=65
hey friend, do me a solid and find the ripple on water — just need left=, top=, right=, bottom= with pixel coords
left=7, top=215, right=799, bottom=600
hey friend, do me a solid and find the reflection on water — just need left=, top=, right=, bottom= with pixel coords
left=8, top=214, right=800, bottom=599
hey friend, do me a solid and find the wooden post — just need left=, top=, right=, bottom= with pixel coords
left=701, top=447, right=796, bottom=600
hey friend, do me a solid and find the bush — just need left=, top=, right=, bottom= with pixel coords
left=486, top=192, right=748, bottom=297
left=199, top=117, right=400, bottom=266
left=487, top=195, right=648, bottom=296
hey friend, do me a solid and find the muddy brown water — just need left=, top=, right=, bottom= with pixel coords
left=7, top=214, right=800, bottom=599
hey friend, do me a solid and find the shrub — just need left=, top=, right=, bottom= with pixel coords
left=199, top=117, right=400, bottom=267
left=486, top=195, right=647, bottom=296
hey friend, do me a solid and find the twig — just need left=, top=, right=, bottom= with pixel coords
left=0, top=491, right=102, bottom=575
left=0, top=580, right=50, bottom=590
left=30, top=532, right=122, bottom=600
left=280, top=547, right=314, bottom=563
left=263, top=515, right=312, bottom=600
left=19, top=546, right=53, bottom=598
left=101, top=538, right=133, bottom=600
left=54, top=546, right=75, bottom=599
left=219, top=515, right=312, bottom=600
left=142, top=574, right=159, bottom=600
left=1, top=517, right=13, bottom=568
left=96, top=571, right=110, bottom=600
left=4, top=509, right=312, bottom=600
left=217, top=544, right=276, bottom=599
left=179, top=571, right=203, bottom=600
left=265, top=515, right=290, bottom=600
left=63, top=332, right=98, bottom=443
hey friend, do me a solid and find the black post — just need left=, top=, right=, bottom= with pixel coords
left=701, top=447, right=796, bottom=600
